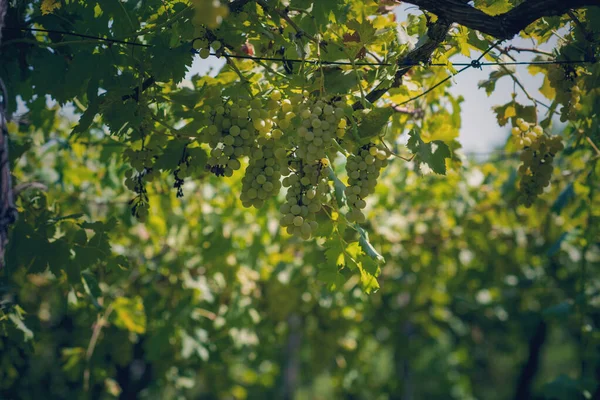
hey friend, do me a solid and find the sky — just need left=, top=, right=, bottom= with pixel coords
left=184, top=4, right=560, bottom=154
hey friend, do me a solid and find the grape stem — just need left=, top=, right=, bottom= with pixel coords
left=223, top=53, right=254, bottom=96
left=586, top=137, right=600, bottom=156
left=380, top=138, right=414, bottom=162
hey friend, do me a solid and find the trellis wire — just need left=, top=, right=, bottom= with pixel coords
left=6, top=26, right=597, bottom=107
left=196, top=50, right=595, bottom=68
left=8, top=27, right=595, bottom=68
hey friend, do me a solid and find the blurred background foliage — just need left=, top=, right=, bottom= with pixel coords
left=2, top=109, right=598, bottom=399
left=1, top=0, right=599, bottom=399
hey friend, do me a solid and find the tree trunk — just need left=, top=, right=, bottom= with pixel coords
left=0, top=0, right=17, bottom=272
left=514, top=320, right=547, bottom=400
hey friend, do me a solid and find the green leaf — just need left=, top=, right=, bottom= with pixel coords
left=111, top=297, right=147, bottom=334
left=355, top=107, right=393, bottom=140
left=542, top=301, right=572, bottom=318
left=318, top=67, right=358, bottom=94
left=328, top=166, right=347, bottom=208
left=474, top=0, right=512, bottom=15
left=358, top=256, right=380, bottom=294
left=493, top=102, right=537, bottom=127
left=81, top=270, right=103, bottom=309
left=317, top=263, right=346, bottom=291
left=407, top=129, right=451, bottom=175
left=324, top=237, right=345, bottom=267
left=551, top=183, right=575, bottom=215
left=355, top=225, right=384, bottom=263
left=72, top=100, right=99, bottom=136
left=547, top=232, right=568, bottom=257
left=540, top=375, right=587, bottom=400
left=149, top=37, right=194, bottom=83
left=8, top=311, right=34, bottom=342
left=478, top=69, right=513, bottom=96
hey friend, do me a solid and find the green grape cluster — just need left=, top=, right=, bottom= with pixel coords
left=278, top=159, right=330, bottom=239
left=290, top=95, right=347, bottom=163
left=124, top=169, right=150, bottom=221
left=204, top=99, right=257, bottom=177
left=511, top=118, right=542, bottom=149
left=192, top=90, right=356, bottom=240
left=191, top=0, right=228, bottom=30
left=512, top=119, right=564, bottom=206
left=547, top=64, right=582, bottom=122
left=240, top=138, right=283, bottom=208
left=124, top=147, right=157, bottom=171
left=345, top=144, right=388, bottom=224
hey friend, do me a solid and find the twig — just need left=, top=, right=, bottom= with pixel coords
left=390, top=103, right=424, bottom=118
left=380, top=138, right=414, bottom=161
left=83, top=305, right=113, bottom=391
left=502, top=45, right=553, bottom=57
left=13, top=182, right=48, bottom=196
left=586, top=137, right=600, bottom=156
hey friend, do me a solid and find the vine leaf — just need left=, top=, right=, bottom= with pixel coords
left=358, top=256, right=380, bottom=293
left=345, top=241, right=380, bottom=293
left=328, top=167, right=347, bottom=208
left=319, top=237, right=347, bottom=290
left=493, top=102, right=537, bottom=127
left=355, top=225, right=385, bottom=263
left=81, top=270, right=103, bottom=309
left=355, top=107, right=393, bottom=140
left=324, top=237, right=345, bottom=267
left=551, top=182, right=575, bottom=215
left=149, top=36, right=194, bottom=83
left=407, top=129, right=451, bottom=175
left=478, top=68, right=513, bottom=95
left=111, top=297, right=147, bottom=334
left=317, top=266, right=347, bottom=291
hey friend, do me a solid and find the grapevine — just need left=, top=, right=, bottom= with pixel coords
left=512, top=118, right=564, bottom=207
left=345, top=143, right=389, bottom=223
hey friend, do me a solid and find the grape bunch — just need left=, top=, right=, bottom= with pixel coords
left=345, top=144, right=388, bottom=224
left=547, top=64, right=582, bottom=122
left=240, top=138, right=283, bottom=208
left=512, top=119, right=564, bottom=206
left=290, top=96, right=347, bottom=163
left=278, top=159, right=330, bottom=239
left=511, top=118, right=542, bottom=150
left=204, top=99, right=257, bottom=177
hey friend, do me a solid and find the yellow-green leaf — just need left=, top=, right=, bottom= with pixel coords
left=112, top=297, right=147, bottom=334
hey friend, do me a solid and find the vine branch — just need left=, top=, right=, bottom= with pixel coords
left=402, top=0, right=600, bottom=39
left=0, top=0, right=15, bottom=272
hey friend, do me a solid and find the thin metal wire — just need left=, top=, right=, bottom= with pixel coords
left=7, top=27, right=152, bottom=47
left=8, top=27, right=595, bottom=68
left=396, top=39, right=503, bottom=106
left=199, top=50, right=595, bottom=67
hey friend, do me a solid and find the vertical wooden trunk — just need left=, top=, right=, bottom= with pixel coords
left=0, top=0, right=16, bottom=271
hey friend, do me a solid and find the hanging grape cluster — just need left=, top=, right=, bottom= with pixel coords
left=203, top=99, right=257, bottom=177
left=547, top=64, right=582, bottom=122
left=512, top=118, right=564, bottom=207
left=279, top=159, right=329, bottom=240
left=240, top=138, right=284, bottom=209
left=345, top=144, right=388, bottom=223
left=289, top=96, right=347, bottom=162
left=124, top=87, right=393, bottom=239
